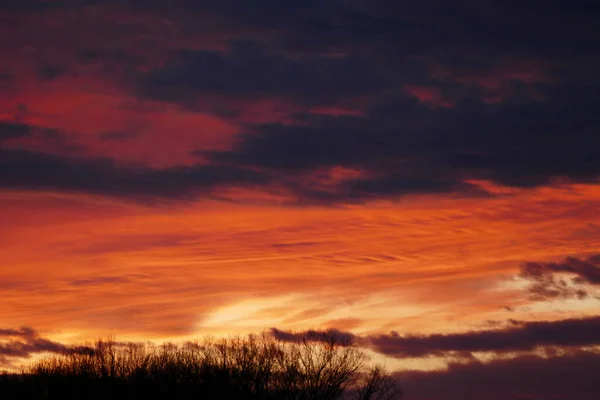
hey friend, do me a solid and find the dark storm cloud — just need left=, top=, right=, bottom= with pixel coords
left=273, top=316, right=600, bottom=358
left=3, top=0, right=600, bottom=202
left=397, top=350, right=600, bottom=400
left=131, top=0, right=599, bottom=200
left=137, top=43, right=387, bottom=107
left=205, top=83, right=600, bottom=198
left=136, top=0, right=600, bottom=61
left=520, top=254, right=600, bottom=300
left=202, top=108, right=477, bottom=200
left=0, top=149, right=270, bottom=201
left=134, top=0, right=600, bottom=88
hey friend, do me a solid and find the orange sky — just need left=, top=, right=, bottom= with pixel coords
left=1, top=4, right=600, bottom=390
left=3, top=184, right=599, bottom=348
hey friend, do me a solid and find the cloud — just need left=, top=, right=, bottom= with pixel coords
left=0, top=327, right=93, bottom=368
left=273, top=316, right=600, bottom=358
left=97, top=131, right=139, bottom=141
left=132, top=1, right=600, bottom=200
left=37, top=65, right=66, bottom=81
left=369, top=316, right=600, bottom=358
left=521, top=254, right=600, bottom=284
left=397, top=350, right=600, bottom=400
left=136, top=43, right=387, bottom=108
left=270, top=327, right=356, bottom=345
left=0, top=72, right=13, bottom=90
left=0, top=0, right=106, bottom=12
left=0, top=122, right=80, bottom=154
left=0, top=149, right=270, bottom=202
left=203, top=84, right=600, bottom=200
left=0, top=123, right=31, bottom=143
left=0, top=327, right=36, bottom=338
left=1, top=0, right=599, bottom=203
left=130, top=0, right=600, bottom=104
left=520, top=254, right=600, bottom=300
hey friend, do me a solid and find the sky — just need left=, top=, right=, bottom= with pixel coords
left=1, top=0, right=600, bottom=398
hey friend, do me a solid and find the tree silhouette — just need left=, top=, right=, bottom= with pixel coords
left=0, top=331, right=402, bottom=400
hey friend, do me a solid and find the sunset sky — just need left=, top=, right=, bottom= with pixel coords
left=1, top=1, right=600, bottom=398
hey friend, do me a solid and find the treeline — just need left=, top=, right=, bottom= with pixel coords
left=0, top=333, right=402, bottom=399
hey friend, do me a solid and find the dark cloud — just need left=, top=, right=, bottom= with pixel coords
left=133, top=0, right=600, bottom=200
left=0, top=122, right=71, bottom=144
left=0, top=327, right=36, bottom=338
left=522, top=254, right=600, bottom=284
left=132, top=0, right=600, bottom=97
left=0, top=123, right=85, bottom=157
left=136, top=43, right=387, bottom=108
left=270, top=327, right=356, bottom=345
left=76, top=48, right=139, bottom=63
left=0, top=0, right=106, bottom=11
left=0, top=0, right=60, bottom=11
left=0, top=123, right=31, bottom=143
left=204, top=84, right=600, bottom=200
left=37, top=65, right=66, bottom=81
left=2, top=1, right=600, bottom=203
left=397, top=350, right=600, bottom=400
left=520, top=254, right=600, bottom=300
left=0, top=73, right=14, bottom=92
left=270, top=321, right=600, bottom=399
left=132, top=0, right=600, bottom=64
left=0, top=327, right=93, bottom=367
left=97, top=131, right=139, bottom=141
left=0, top=149, right=270, bottom=202
left=368, top=316, right=600, bottom=358
left=273, top=316, right=600, bottom=358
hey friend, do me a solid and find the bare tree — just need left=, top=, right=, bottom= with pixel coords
left=293, top=332, right=366, bottom=400
left=354, top=365, right=402, bottom=400
left=6, top=332, right=403, bottom=400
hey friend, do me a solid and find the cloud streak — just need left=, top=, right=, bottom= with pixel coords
left=272, top=316, right=600, bottom=358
